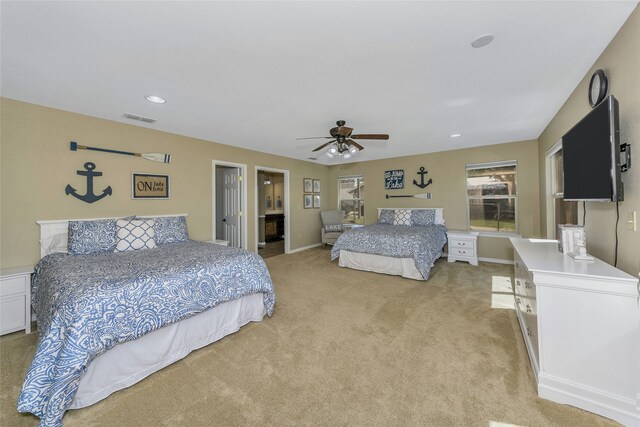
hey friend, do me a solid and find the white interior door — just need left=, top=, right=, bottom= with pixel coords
left=222, top=167, right=241, bottom=247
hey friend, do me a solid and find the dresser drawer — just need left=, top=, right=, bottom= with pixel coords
left=449, top=239, right=475, bottom=250
left=0, top=275, right=29, bottom=297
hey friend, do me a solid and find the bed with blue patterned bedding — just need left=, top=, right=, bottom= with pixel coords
left=330, top=223, right=447, bottom=280
left=17, top=240, right=275, bottom=427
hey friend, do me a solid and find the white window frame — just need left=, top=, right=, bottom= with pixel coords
left=337, top=175, right=365, bottom=225
left=545, top=139, right=577, bottom=239
left=465, top=160, right=518, bottom=235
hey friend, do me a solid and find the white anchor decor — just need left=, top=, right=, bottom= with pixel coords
left=65, top=162, right=112, bottom=203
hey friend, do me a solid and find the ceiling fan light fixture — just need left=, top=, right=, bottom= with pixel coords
left=342, top=152, right=352, bottom=159
left=325, top=151, right=334, bottom=158
left=349, top=145, right=359, bottom=155
left=328, top=145, right=338, bottom=155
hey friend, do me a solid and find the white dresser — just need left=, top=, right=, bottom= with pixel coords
left=511, top=238, right=639, bottom=426
left=447, top=230, right=479, bottom=266
left=0, top=265, right=34, bottom=335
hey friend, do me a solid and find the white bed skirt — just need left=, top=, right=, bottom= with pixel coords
left=338, top=250, right=425, bottom=281
left=70, top=293, right=266, bottom=409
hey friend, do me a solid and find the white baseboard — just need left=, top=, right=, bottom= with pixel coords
left=443, top=253, right=514, bottom=265
left=288, top=243, right=322, bottom=254
left=478, top=256, right=514, bottom=265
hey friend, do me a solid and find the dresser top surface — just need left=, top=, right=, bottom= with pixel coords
left=510, top=238, right=638, bottom=284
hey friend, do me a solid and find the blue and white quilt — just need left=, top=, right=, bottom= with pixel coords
left=17, top=241, right=275, bottom=427
left=331, top=224, right=447, bottom=280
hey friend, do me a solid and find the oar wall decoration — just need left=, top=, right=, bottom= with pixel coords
left=70, top=141, right=171, bottom=163
left=385, top=193, right=432, bottom=200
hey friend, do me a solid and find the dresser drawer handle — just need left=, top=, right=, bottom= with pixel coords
left=515, top=297, right=521, bottom=304
left=526, top=327, right=532, bottom=337
left=459, top=242, right=466, bottom=246
left=524, top=281, right=531, bottom=289
left=516, top=280, right=521, bottom=287
left=526, top=304, right=531, bottom=313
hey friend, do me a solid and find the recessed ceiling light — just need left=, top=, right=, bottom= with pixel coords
left=450, top=133, right=462, bottom=138
left=145, top=95, right=166, bottom=104
left=471, top=34, right=494, bottom=48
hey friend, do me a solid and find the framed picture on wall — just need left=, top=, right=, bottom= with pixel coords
left=313, top=194, right=320, bottom=208
left=304, top=194, right=313, bottom=209
left=303, top=178, right=313, bottom=193
left=132, top=173, right=170, bottom=199
left=313, top=179, right=320, bottom=193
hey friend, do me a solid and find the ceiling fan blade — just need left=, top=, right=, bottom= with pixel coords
left=350, top=134, right=389, bottom=140
left=296, top=136, right=332, bottom=140
left=347, top=139, right=365, bottom=151
left=337, top=126, right=353, bottom=137
left=312, top=140, right=336, bottom=152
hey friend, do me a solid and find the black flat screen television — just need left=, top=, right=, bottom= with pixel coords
left=562, top=95, right=623, bottom=202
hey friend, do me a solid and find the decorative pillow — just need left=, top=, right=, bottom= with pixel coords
left=324, top=224, right=343, bottom=232
left=115, top=219, right=156, bottom=252
left=68, top=219, right=118, bottom=255
left=411, top=209, right=436, bottom=226
left=150, top=216, right=189, bottom=244
left=377, top=209, right=395, bottom=224
left=393, top=209, right=412, bottom=226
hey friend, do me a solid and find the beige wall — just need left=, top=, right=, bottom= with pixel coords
left=327, top=139, right=541, bottom=261
left=538, top=6, right=640, bottom=276
left=0, top=98, right=329, bottom=269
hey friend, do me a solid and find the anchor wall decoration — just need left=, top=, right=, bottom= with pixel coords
left=65, top=162, right=112, bottom=203
left=413, top=166, right=433, bottom=189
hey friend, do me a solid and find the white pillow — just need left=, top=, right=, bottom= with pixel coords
left=40, top=234, right=68, bottom=255
left=393, top=209, right=412, bottom=226
left=115, top=219, right=156, bottom=252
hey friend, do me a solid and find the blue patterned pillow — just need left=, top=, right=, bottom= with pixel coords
left=393, top=209, right=412, bottom=226
left=115, top=219, right=157, bottom=252
left=152, top=216, right=189, bottom=244
left=377, top=209, right=395, bottom=224
left=68, top=219, right=117, bottom=255
left=411, top=209, right=436, bottom=226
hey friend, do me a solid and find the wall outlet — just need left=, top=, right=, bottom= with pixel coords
left=629, top=211, right=637, bottom=232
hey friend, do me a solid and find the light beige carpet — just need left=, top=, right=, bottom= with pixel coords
left=0, top=248, right=618, bottom=426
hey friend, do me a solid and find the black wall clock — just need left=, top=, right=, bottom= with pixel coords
left=588, top=69, right=608, bottom=108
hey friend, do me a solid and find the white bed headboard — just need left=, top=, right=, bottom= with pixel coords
left=376, top=208, right=445, bottom=225
left=37, top=214, right=188, bottom=258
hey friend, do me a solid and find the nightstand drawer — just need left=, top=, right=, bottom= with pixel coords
left=451, top=247, right=474, bottom=257
left=1, top=295, right=27, bottom=333
left=0, top=276, right=28, bottom=297
left=449, top=239, right=475, bottom=250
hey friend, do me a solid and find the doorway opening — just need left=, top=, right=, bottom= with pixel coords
left=213, top=160, right=247, bottom=249
left=256, top=167, right=290, bottom=258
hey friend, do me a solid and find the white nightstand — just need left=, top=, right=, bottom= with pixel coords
left=204, top=239, right=230, bottom=246
left=447, top=231, right=479, bottom=266
left=1, top=265, right=34, bottom=335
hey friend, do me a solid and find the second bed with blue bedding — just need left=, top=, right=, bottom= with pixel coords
left=331, top=208, right=448, bottom=280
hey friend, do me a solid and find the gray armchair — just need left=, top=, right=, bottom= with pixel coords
left=320, top=210, right=345, bottom=247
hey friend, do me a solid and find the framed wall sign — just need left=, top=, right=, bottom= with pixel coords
left=313, top=194, right=320, bottom=208
left=313, top=179, right=320, bottom=193
left=385, top=169, right=404, bottom=189
left=132, top=173, right=170, bottom=199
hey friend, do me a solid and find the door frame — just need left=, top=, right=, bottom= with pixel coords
left=255, top=165, right=290, bottom=254
left=212, top=160, right=248, bottom=249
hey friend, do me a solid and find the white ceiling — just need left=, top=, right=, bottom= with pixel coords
left=1, top=1, right=637, bottom=165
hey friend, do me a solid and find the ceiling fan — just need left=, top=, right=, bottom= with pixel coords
left=297, top=120, right=389, bottom=158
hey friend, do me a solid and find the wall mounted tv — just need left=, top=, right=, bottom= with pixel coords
left=562, top=95, right=623, bottom=202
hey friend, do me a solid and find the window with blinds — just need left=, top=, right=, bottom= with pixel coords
left=338, top=175, right=365, bottom=224
left=466, top=161, right=517, bottom=232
